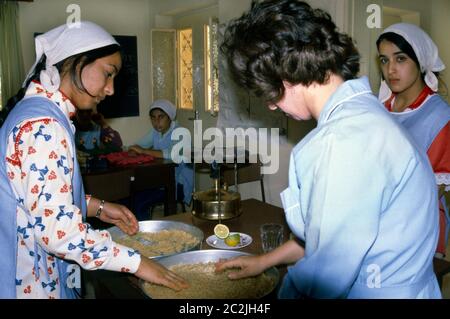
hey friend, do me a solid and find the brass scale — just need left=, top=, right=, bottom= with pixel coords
left=191, top=149, right=249, bottom=222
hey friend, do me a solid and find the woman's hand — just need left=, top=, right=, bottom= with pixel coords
left=215, top=241, right=304, bottom=280
left=135, top=258, right=189, bottom=291
left=99, top=202, right=139, bottom=235
left=128, top=145, right=146, bottom=155
left=215, top=255, right=267, bottom=279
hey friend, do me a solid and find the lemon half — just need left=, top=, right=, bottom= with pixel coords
left=224, top=233, right=241, bottom=247
left=214, top=224, right=229, bottom=239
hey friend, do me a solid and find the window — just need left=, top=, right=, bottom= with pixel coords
left=151, top=29, right=177, bottom=104
left=204, top=18, right=219, bottom=115
left=177, top=28, right=193, bottom=110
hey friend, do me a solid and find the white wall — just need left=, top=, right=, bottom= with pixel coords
left=218, top=0, right=251, bottom=22
left=349, top=0, right=383, bottom=92
left=18, top=0, right=153, bottom=145
left=383, top=0, right=432, bottom=31
left=149, top=0, right=216, bottom=16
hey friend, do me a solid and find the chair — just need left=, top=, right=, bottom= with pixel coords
left=82, top=169, right=133, bottom=203
left=129, top=162, right=179, bottom=218
left=146, top=184, right=186, bottom=217
left=221, top=159, right=265, bottom=203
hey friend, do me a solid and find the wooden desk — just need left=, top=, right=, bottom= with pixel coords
left=86, top=199, right=289, bottom=299
left=82, top=158, right=177, bottom=216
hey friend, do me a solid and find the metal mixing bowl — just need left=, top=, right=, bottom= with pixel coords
left=108, top=220, right=204, bottom=259
left=140, top=250, right=280, bottom=299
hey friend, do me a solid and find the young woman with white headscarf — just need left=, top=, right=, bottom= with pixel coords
left=0, top=21, right=187, bottom=298
left=377, top=23, right=450, bottom=257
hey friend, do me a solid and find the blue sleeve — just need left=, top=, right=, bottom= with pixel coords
left=136, top=129, right=154, bottom=149
left=161, top=145, right=173, bottom=160
left=289, top=132, right=390, bottom=298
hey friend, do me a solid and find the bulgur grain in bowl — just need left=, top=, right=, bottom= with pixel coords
left=140, top=250, right=279, bottom=299
left=108, top=221, right=203, bottom=259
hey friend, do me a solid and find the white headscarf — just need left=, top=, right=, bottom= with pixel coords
left=377, top=23, right=445, bottom=103
left=149, top=99, right=177, bottom=120
left=23, top=21, right=119, bottom=93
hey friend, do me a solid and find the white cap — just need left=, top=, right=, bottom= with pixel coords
left=149, top=99, right=176, bottom=120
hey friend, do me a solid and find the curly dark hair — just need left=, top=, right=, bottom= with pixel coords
left=221, top=0, right=360, bottom=104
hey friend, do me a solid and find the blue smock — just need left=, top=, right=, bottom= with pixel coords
left=136, top=121, right=193, bottom=204
left=279, top=77, right=441, bottom=299
left=389, top=95, right=450, bottom=245
left=0, top=96, right=87, bottom=298
left=388, top=94, right=450, bottom=152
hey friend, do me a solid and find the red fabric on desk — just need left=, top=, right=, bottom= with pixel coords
left=100, top=151, right=155, bottom=166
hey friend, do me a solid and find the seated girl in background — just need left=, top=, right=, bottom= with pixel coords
left=128, top=99, right=193, bottom=219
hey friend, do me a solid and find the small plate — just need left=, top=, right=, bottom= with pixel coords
left=206, top=232, right=252, bottom=250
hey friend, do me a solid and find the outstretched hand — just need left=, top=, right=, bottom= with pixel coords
left=135, top=258, right=189, bottom=291
left=99, top=202, right=139, bottom=235
left=128, top=145, right=146, bottom=155
left=215, top=255, right=266, bottom=279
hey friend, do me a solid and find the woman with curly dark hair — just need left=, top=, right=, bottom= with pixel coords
left=216, top=0, right=441, bottom=298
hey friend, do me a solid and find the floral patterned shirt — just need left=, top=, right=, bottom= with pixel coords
left=6, top=81, right=140, bottom=298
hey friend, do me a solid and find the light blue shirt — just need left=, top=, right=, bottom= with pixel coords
left=279, top=77, right=441, bottom=299
left=137, top=121, right=176, bottom=159
left=136, top=121, right=193, bottom=204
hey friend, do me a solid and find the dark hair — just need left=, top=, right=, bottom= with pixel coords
left=149, top=107, right=168, bottom=117
left=220, top=0, right=360, bottom=104
left=376, top=32, right=448, bottom=95
left=376, top=32, right=420, bottom=70
left=0, top=44, right=121, bottom=126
